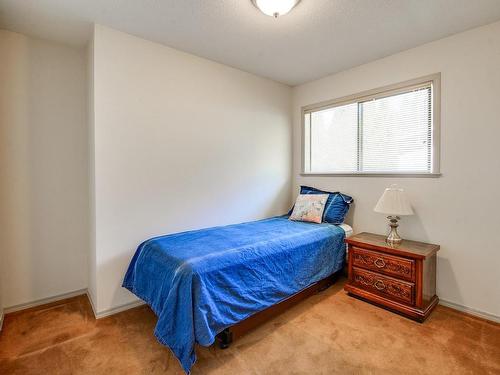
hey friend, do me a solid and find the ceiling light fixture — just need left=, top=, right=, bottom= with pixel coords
left=252, top=0, right=301, bottom=18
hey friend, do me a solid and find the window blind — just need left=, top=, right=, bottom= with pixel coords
left=303, top=79, right=436, bottom=175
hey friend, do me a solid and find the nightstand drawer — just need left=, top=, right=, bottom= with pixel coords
left=352, top=267, right=415, bottom=305
left=351, top=246, right=415, bottom=282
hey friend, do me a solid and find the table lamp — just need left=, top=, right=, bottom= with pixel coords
left=374, top=184, right=414, bottom=245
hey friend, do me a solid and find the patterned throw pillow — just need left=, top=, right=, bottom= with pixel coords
left=289, top=194, right=329, bottom=224
left=287, top=186, right=354, bottom=224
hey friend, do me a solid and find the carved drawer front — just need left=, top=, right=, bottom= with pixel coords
left=352, top=267, right=415, bottom=305
left=351, top=247, right=415, bottom=282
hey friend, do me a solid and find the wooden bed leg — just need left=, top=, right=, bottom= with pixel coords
left=217, top=328, right=233, bottom=349
left=318, top=273, right=338, bottom=292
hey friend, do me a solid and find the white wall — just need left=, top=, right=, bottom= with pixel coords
left=292, top=21, right=500, bottom=318
left=0, top=30, right=89, bottom=308
left=87, top=33, right=97, bottom=308
left=90, top=25, right=292, bottom=314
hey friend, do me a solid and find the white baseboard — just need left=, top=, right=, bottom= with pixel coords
left=2, top=289, right=497, bottom=325
left=94, top=300, right=145, bottom=319
left=85, top=290, right=145, bottom=319
left=86, top=290, right=98, bottom=318
left=439, top=299, right=500, bottom=324
left=3, top=289, right=88, bottom=314
left=92, top=298, right=498, bottom=323
left=2, top=289, right=144, bottom=321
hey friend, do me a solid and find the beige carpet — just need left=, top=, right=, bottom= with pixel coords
left=1, top=279, right=499, bottom=374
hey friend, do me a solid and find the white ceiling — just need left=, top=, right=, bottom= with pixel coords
left=2, top=0, right=500, bottom=85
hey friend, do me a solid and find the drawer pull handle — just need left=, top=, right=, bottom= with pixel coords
left=374, top=258, right=386, bottom=268
left=374, top=280, right=386, bottom=290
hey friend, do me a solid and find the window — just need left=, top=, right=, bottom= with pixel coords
left=303, top=74, right=440, bottom=176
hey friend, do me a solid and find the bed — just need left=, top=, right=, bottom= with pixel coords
left=123, top=215, right=350, bottom=373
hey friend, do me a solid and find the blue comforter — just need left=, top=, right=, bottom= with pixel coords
left=123, top=216, right=346, bottom=373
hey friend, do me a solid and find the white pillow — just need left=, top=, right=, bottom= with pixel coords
left=289, top=194, right=329, bottom=224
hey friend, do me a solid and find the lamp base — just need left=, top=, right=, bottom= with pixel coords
left=386, top=216, right=402, bottom=245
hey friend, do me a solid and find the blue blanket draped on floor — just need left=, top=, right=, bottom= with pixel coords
left=122, top=216, right=346, bottom=373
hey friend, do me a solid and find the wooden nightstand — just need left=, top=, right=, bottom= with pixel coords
left=344, top=232, right=440, bottom=322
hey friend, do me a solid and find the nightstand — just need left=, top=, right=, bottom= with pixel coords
left=344, top=232, right=440, bottom=322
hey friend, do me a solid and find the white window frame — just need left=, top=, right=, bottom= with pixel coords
left=301, top=73, right=441, bottom=177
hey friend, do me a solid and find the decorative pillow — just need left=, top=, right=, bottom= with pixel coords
left=287, top=186, right=353, bottom=224
left=289, top=194, right=329, bottom=224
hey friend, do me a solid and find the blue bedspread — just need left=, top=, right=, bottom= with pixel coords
left=123, top=216, right=346, bottom=373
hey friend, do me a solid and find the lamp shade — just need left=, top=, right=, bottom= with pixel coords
left=374, top=184, right=414, bottom=216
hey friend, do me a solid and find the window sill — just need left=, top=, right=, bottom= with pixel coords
left=300, top=172, right=442, bottom=178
